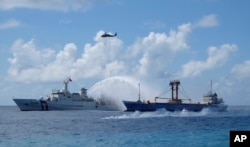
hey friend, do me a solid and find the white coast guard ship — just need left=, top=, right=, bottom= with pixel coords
left=13, top=78, right=118, bottom=111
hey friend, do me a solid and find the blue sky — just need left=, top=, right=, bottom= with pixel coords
left=0, top=0, right=250, bottom=106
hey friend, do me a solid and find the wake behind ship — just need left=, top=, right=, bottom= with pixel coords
left=13, top=78, right=118, bottom=111
left=123, top=80, right=227, bottom=112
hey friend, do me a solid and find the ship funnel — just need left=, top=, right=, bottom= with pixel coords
left=80, top=88, right=88, bottom=99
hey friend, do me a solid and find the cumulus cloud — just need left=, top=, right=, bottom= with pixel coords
left=179, top=44, right=238, bottom=78
left=231, top=60, right=250, bottom=80
left=104, top=61, right=126, bottom=78
left=194, top=14, right=219, bottom=28
left=219, top=60, right=250, bottom=93
left=0, top=0, right=94, bottom=11
left=0, top=19, right=20, bottom=30
left=71, top=31, right=124, bottom=79
left=8, top=31, right=124, bottom=83
left=7, top=22, right=193, bottom=83
left=6, top=15, right=228, bottom=83
left=7, top=39, right=76, bottom=82
left=215, top=60, right=250, bottom=105
left=127, top=23, right=191, bottom=77
left=8, top=39, right=55, bottom=71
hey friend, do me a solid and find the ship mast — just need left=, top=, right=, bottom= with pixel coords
left=63, top=80, right=69, bottom=92
left=138, top=83, right=141, bottom=102
left=210, top=80, right=213, bottom=94
left=63, top=77, right=72, bottom=93
left=169, top=80, right=181, bottom=102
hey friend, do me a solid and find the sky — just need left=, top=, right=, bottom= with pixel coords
left=0, top=0, right=250, bottom=106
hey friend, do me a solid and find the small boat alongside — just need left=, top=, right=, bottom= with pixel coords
left=122, top=80, right=227, bottom=112
left=13, top=78, right=118, bottom=111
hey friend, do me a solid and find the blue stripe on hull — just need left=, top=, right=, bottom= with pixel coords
left=123, top=101, right=207, bottom=112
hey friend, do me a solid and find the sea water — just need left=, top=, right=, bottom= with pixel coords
left=1, top=106, right=250, bottom=147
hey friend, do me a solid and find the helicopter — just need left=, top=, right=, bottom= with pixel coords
left=101, top=32, right=117, bottom=37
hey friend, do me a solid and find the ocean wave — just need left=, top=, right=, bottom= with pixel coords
left=102, top=108, right=210, bottom=120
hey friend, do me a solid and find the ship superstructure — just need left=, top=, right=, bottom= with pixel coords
left=13, top=78, right=118, bottom=111
left=123, top=80, right=227, bottom=112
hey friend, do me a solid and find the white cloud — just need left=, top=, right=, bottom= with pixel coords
left=127, top=24, right=191, bottom=58
left=5, top=15, right=227, bottom=83
left=0, top=19, right=20, bottom=30
left=179, top=44, right=238, bottom=78
left=215, top=60, right=250, bottom=105
left=8, top=17, right=220, bottom=83
left=7, top=31, right=124, bottom=83
left=71, top=31, right=124, bottom=79
left=7, top=22, right=192, bottom=83
left=127, top=23, right=191, bottom=77
left=104, top=61, right=126, bottom=78
left=194, top=14, right=219, bottom=28
left=0, top=0, right=94, bottom=11
left=39, top=43, right=77, bottom=81
left=7, top=39, right=72, bottom=82
left=8, top=39, right=55, bottom=71
left=231, top=60, right=250, bottom=80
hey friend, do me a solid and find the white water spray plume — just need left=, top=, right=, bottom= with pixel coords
left=88, top=76, right=157, bottom=111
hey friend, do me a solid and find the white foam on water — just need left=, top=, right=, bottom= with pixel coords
left=103, top=108, right=210, bottom=120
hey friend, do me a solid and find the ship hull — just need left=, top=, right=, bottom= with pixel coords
left=122, top=101, right=227, bottom=112
left=13, top=99, right=118, bottom=111
left=13, top=99, right=43, bottom=111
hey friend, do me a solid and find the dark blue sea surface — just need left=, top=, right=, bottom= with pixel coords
left=1, top=106, right=250, bottom=147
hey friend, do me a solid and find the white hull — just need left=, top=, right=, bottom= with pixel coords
left=206, top=104, right=228, bottom=112
left=13, top=78, right=119, bottom=111
left=13, top=99, right=118, bottom=111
